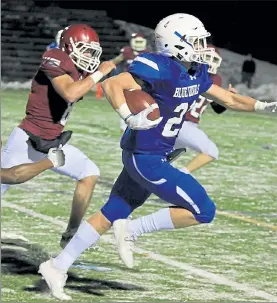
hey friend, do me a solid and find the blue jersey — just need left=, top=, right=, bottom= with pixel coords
left=120, top=53, right=213, bottom=155
left=46, top=41, right=59, bottom=50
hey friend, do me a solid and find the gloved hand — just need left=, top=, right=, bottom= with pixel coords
left=125, top=104, right=163, bottom=130
left=47, top=148, right=65, bottom=168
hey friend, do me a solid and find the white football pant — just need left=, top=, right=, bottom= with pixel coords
left=175, top=121, right=219, bottom=159
left=1, top=127, right=100, bottom=195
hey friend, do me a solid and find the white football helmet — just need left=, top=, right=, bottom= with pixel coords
left=155, top=13, right=215, bottom=66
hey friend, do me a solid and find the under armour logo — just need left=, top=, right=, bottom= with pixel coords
left=189, top=75, right=197, bottom=80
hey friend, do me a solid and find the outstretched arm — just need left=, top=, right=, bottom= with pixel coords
left=1, top=148, right=65, bottom=184
left=210, top=84, right=237, bottom=114
left=204, top=84, right=277, bottom=114
left=111, top=53, right=124, bottom=65
left=51, top=61, right=116, bottom=103
left=1, top=159, right=53, bottom=184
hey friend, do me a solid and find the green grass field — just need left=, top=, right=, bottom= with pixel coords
left=1, top=89, right=277, bottom=302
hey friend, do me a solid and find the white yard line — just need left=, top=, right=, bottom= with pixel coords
left=3, top=201, right=277, bottom=301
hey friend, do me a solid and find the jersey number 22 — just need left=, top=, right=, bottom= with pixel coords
left=162, top=103, right=189, bottom=137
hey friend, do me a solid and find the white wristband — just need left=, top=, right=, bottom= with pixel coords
left=90, top=71, right=103, bottom=84
left=254, top=100, right=266, bottom=113
left=116, top=103, right=133, bottom=121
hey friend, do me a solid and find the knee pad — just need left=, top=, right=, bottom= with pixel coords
left=101, top=194, right=133, bottom=224
left=194, top=196, right=216, bottom=224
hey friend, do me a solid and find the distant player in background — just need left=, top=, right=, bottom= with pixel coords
left=46, top=29, right=64, bottom=50
left=241, top=53, right=256, bottom=88
left=175, top=46, right=237, bottom=173
left=112, top=33, right=149, bottom=133
left=113, top=33, right=148, bottom=70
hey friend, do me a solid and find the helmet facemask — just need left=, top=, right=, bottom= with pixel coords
left=176, top=32, right=216, bottom=65
left=203, top=51, right=222, bottom=74
left=130, top=37, right=147, bottom=52
left=68, top=38, right=102, bottom=73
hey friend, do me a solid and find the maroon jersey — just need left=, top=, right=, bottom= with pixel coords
left=19, top=49, right=87, bottom=140
left=185, top=74, right=222, bottom=124
left=120, top=46, right=148, bottom=71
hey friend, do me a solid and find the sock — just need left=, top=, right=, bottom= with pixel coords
left=128, top=208, right=174, bottom=237
left=53, top=221, right=100, bottom=272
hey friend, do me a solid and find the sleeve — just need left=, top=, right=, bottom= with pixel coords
left=128, top=53, right=161, bottom=86
left=120, top=46, right=129, bottom=60
left=211, top=74, right=222, bottom=87
left=199, top=64, right=213, bottom=94
left=40, top=49, right=74, bottom=79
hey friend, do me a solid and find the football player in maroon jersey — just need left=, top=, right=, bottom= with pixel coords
left=113, top=33, right=148, bottom=69
left=112, top=33, right=149, bottom=133
left=1, top=24, right=116, bottom=247
left=174, top=45, right=237, bottom=173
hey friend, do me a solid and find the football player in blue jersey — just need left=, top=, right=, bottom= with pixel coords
left=39, top=13, right=277, bottom=300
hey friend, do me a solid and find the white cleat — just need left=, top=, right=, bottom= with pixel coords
left=38, top=259, right=72, bottom=301
left=113, top=219, right=136, bottom=269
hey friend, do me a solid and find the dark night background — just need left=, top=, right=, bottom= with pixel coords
left=34, top=0, right=276, bottom=65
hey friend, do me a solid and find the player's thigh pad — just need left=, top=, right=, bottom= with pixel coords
left=51, top=144, right=100, bottom=180
left=123, top=151, right=216, bottom=223
left=101, top=167, right=151, bottom=223
left=175, top=122, right=219, bottom=159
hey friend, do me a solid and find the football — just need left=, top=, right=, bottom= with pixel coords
left=124, top=89, right=160, bottom=121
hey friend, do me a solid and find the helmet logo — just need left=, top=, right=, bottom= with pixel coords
left=164, top=21, right=170, bottom=28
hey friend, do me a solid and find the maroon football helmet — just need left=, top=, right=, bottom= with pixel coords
left=60, top=24, right=102, bottom=73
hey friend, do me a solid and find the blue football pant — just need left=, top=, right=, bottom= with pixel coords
left=101, top=151, right=216, bottom=224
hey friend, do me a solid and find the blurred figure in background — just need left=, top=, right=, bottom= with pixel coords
left=46, top=28, right=64, bottom=50
left=241, top=53, right=256, bottom=88
left=113, top=33, right=148, bottom=71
